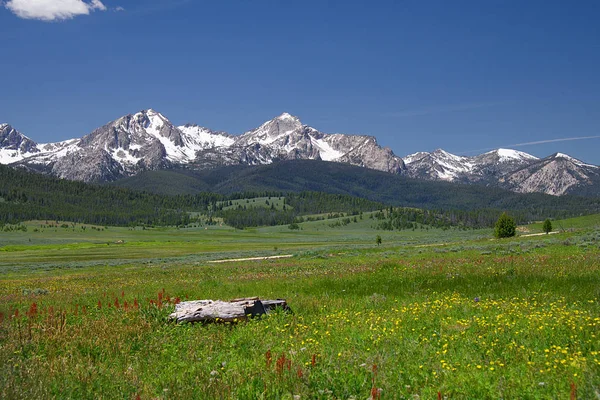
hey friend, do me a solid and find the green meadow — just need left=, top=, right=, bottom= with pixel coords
left=1, top=213, right=599, bottom=399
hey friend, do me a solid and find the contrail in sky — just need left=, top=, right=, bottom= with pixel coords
left=510, top=135, right=600, bottom=147
left=461, top=135, right=600, bottom=155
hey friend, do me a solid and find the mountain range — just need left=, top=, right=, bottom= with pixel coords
left=1, top=110, right=599, bottom=196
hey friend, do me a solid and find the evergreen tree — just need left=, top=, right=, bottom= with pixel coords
left=543, top=219, right=553, bottom=234
left=494, top=213, right=516, bottom=238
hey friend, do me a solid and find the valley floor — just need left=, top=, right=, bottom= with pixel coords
left=1, top=215, right=599, bottom=398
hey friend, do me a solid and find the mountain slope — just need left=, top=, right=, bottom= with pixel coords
left=111, top=159, right=600, bottom=217
left=502, top=153, right=600, bottom=195
left=402, top=148, right=600, bottom=196
left=3, top=111, right=404, bottom=182
left=2, top=112, right=599, bottom=196
left=403, top=148, right=539, bottom=183
left=189, top=112, right=405, bottom=172
left=0, top=123, right=40, bottom=163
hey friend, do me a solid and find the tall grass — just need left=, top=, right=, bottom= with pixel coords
left=1, top=233, right=599, bottom=398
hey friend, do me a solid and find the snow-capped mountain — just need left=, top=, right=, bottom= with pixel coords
left=193, top=112, right=405, bottom=173
left=0, top=123, right=40, bottom=163
left=1, top=110, right=404, bottom=182
left=402, top=148, right=600, bottom=195
left=2, top=111, right=599, bottom=195
left=470, top=148, right=540, bottom=180
left=403, top=149, right=476, bottom=181
left=502, top=153, right=600, bottom=196
left=403, top=148, right=539, bottom=183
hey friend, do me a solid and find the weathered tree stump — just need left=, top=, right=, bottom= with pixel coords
left=169, top=297, right=289, bottom=323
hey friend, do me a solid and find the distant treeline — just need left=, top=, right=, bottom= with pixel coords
left=218, top=192, right=385, bottom=229
left=2, top=164, right=599, bottom=229
left=372, top=207, right=535, bottom=231
left=0, top=164, right=216, bottom=226
left=114, top=160, right=600, bottom=221
left=0, top=165, right=384, bottom=227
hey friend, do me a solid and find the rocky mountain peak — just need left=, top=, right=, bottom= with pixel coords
left=235, top=112, right=306, bottom=149
left=0, top=124, right=38, bottom=155
left=493, top=148, right=538, bottom=161
left=547, top=152, right=598, bottom=169
left=276, top=112, right=300, bottom=121
left=259, top=112, right=302, bottom=134
left=2, top=111, right=599, bottom=195
left=553, top=152, right=583, bottom=163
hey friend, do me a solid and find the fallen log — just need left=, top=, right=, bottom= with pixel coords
left=169, top=297, right=289, bottom=323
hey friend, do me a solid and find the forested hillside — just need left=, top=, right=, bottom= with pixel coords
left=0, top=164, right=218, bottom=226
left=0, top=165, right=384, bottom=227
left=114, top=160, right=600, bottom=218
left=3, top=162, right=600, bottom=228
left=218, top=192, right=386, bottom=229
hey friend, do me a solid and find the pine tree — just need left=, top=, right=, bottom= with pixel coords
left=494, top=213, right=516, bottom=238
left=543, top=219, right=552, bottom=234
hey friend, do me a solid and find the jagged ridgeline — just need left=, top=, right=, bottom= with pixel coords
left=3, top=111, right=600, bottom=196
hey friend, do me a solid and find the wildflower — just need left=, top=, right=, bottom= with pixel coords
left=265, top=350, right=272, bottom=368
left=27, top=302, right=38, bottom=318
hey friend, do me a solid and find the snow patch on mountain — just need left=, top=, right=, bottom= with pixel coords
left=240, top=112, right=303, bottom=146
left=0, top=124, right=40, bottom=163
left=36, top=139, right=81, bottom=160
left=2, top=110, right=599, bottom=195
left=553, top=152, right=598, bottom=168
left=111, top=147, right=141, bottom=164
left=178, top=125, right=235, bottom=149
left=0, top=150, right=25, bottom=164
left=311, top=137, right=344, bottom=161
left=402, top=149, right=476, bottom=181
left=144, top=109, right=166, bottom=136
left=494, top=148, right=539, bottom=162
left=403, top=152, right=429, bottom=165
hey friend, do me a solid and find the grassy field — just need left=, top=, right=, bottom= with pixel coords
left=1, top=214, right=599, bottom=398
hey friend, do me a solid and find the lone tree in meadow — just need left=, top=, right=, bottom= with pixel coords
left=494, top=213, right=516, bottom=238
left=543, top=219, right=552, bottom=234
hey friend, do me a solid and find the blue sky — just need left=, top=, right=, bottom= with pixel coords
left=1, top=0, right=599, bottom=163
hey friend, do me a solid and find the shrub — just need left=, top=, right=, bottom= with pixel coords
left=543, top=219, right=552, bottom=234
left=494, top=213, right=516, bottom=238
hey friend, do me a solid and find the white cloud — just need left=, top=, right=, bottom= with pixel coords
left=5, top=0, right=107, bottom=21
left=114, top=6, right=124, bottom=11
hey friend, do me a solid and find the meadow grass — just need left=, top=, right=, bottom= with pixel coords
left=1, top=215, right=599, bottom=398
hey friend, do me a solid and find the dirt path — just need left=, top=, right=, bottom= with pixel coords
left=208, top=255, right=294, bottom=263
left=519, top=231, right=560, bottom=238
